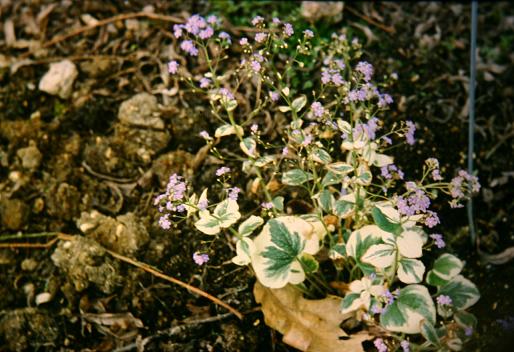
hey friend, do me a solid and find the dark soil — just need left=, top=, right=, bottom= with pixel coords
left=0, top=1, right=513, bottom=351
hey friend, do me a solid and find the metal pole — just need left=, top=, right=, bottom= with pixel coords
left=468, top=1, right=478, bottom=245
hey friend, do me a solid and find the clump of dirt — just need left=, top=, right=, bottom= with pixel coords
left=51, top=236, right=122, bottom=294
left=0, top=308, right=59, bottom=351
left=77, top=210, right=149, bottom=257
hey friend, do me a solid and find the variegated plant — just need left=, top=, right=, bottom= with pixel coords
left=155, top=14, right=481, bottom=352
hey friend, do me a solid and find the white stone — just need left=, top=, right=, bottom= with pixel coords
left=38, top=59, right=78, bottom=99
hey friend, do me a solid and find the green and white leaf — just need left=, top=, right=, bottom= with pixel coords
left=238, top=215, right=264, bottom=237
left=299, top=253, right=319, bottom=273
left=310, top=147, right=332, bottom=164
left=291, top=95, right=307, bottom=113
left=341, top=293, right=362, bottom=314
left=355, top=164, right=372, bottom=186
left=380, top=284, right=436, bottom=334
left=334, top=199, right=354, bottom=218
left=215, top=124, right=243, bottom=138
left=398, top=258, right=425, bottom=284
left=420, top=320, right=441, bottom=347
left=336, top=119, right=352, bottom=134
left=315, top=189, right=335, bottom=213
left=213, top=199, right=241, bottom=229
left=272, top=196, right=284, bottom=212
left=371, top=206, right=402, bottom=235
left=232, top=237, right=255, bottom=266
left=438, top=275, right=480, bottom=310
left=372, top=152, right=394, bottom=167
left=321, top=170, right=344, bottom=187
left=397, top=230, right=424, bottom=258
left=240, top=137, right=258, bottom=157
left=326, top=162, right=353, bottom=175
left=361, top=243, right=396, bottom=268
left=454, top=310, right=477, bottom=330
left=184, top=193, right=198, bottom=218
left=195, top=214, right=221, bottom=235
left=278, top=105, right=291, bottom=113
left=251, top=217, right=322, bottom=288
left=282, top=169, right=313, bottom=186
left=254, top=155, right=275, bottom=167
left=426, top=253, right=464, bottom=287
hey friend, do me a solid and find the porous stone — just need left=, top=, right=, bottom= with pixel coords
left=0, top=198, right=29, bottom=230
left=17, top=143, right=42, bottom=170
left=38, top=59, right=78, bottom=99
left=51, top=236, right=121, bottom=294
left=118, top=92, right=164, bottom=129
left=77, top=210, right=149, bottom=257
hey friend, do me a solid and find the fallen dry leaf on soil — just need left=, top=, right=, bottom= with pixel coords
left=254, top=281, right=371, bottom=352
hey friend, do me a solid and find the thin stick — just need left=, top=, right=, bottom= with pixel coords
left=345, top=5, right=396, bottom=34
left=43, top=12, right=184, bottom=49
left=0, top=237, right=59, bottom=248
left=103, top=246, right=243, bottom=320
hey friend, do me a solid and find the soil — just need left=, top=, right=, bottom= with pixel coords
left=0, top=1, right=513, bottom=351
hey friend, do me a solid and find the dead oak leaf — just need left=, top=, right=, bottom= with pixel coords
left=254, top=281, right=371, bottom=352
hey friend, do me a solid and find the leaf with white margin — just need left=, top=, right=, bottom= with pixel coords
left=311, top=147, right=332, bottom=164
left=282, top=169, right=313, bottom=186
left=380, top=284, right=436, bottom=334
left=438, top=275, right=480, bottom=310
left=336, top=119, right=352, bottom=134
left=215, top=124, right=243, bottom=138
left=426, top=253, right=464, bottom=287
left=238, top=215, right=264, bottom=237
left=420, top=320, right=441, bottom=347
left=315, top=189, right=334, bottom=213
left=375, top=201, right=401, bottom=222
left=373, top=153, right=394, bottom=167
left=251, top=216, right=322, bottom=288
left=254, top=155, right=276, bottom=167
left=361, top=243, right=396, bottom=268
left=371, top=205, right=402, bottom=235
left=326, top=162, right=353, bottom=175
left=341, top=293, right=362, bottom=313
left=398, top=258, right=425, bottom=284
left=321, top=171, right=344, bottom=187
left=195, top=214, right=221, bottom=235
left=291, top=95, right=307, bottom=112
left=240, top=137, right=258, bottom=157
left=397, top=230, right=424, bottom=258
left=346, top=225, right=387, bottom=258
left=278, top=105, right=291, bottom=113
left=232, top=237, right=255, bottom=266
left=213, top=199, right=241, bottom=229
left=184, top=193, right=197, bottom=217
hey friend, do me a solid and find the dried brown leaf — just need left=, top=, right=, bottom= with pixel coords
left=254, top=281, right=371, bottom=352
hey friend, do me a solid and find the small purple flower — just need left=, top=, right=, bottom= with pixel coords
left=199, top=26, right=214, bottom=39
left=216, top=166, right=231, bottom=176
left=382, top=289, right=395, bottom=307
left=159, top=214, right=171, bottom=230
left=437, top=294, right=452, bottom=306
left=206, top=15, right=218, bottom=25
left=199, top=77, right=211, bottom=88
left=371, top=304, right=383, bottom=314
left=282, top=146, right=289, bottom=156
left=272, top=17, right=281, bottom=24
left=283, top=23, right=294, bottom=37
left=261, top=202, right=274, bottom=209
left=382, top=136, right=392, bottom=145
left=374, top=338, right=388, bottom=352
left=239, top=37, right=249, bottom=45
left=185, top=14, right=206, bottom=35
left=400, top=340, right=410, bottom=352
left=356, top=61, right=374, bottom=81
left=180, top=40, right=198, bottom=56
left=430, top=234, right=446, bottom=248
left=251, top=15, right=264, bottom=26
left=303, top=29, right=314, bottom=38
left=167, top=60, right=179, bottom=74
left=199, top=130, right=211, bottom=139
left=250, top=60, right=261, bottom=72
left=218, top=31, right=231, bottom=43
left=425, top=210, right=440, bottom=228
left=311, top=102, right=325, bottom=117
left=250, top=124, right=258, bottom=133
left=173, top=24, right=183, bottom=38
left=176, top=204, right=186, bottom=213
left=218, top=88, right=234, bottom=100
left=228, top=187, right=241, bottom=200
left=321, top=70, right=331, bottom=84
left=331, top=73, right=344, bottom=86
left=193, top=252, right=209, bottom=265
left=465, top=327, right=473, bottom=336
left=334, top=59, right=345, bottom=70
left=269, top=91, right=279, bottom=101
left=255, top=32, right=267, bottom=43
left=405, top=121, right=416, bottom=145
left=301, top=134, right=313, bottom=146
